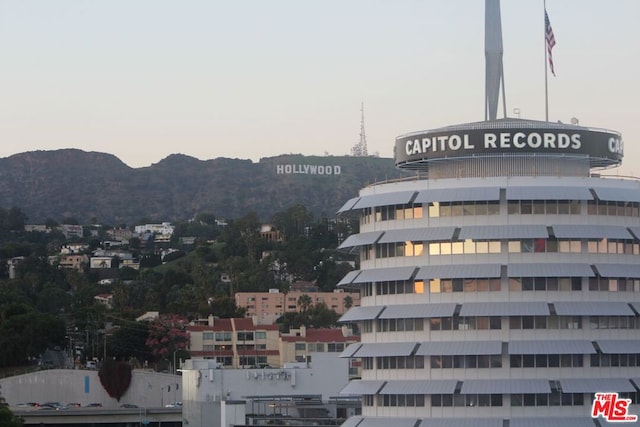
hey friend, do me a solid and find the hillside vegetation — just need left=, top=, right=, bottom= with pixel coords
left=0, top=150, right=408, bottom=224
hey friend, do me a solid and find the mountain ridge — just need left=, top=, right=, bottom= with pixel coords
left=0, top=149, right=407, bottom=224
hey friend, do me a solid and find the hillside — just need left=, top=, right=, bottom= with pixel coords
left=0, top=149, right=409, bottom=224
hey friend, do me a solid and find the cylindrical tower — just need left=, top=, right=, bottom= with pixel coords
left=336, top=118, right=639, bottom=425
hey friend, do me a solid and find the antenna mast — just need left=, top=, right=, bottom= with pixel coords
left=351, top=101, right=369, bottom=156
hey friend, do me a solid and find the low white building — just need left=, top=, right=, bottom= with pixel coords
left=180, top=353, right=356, bottom=427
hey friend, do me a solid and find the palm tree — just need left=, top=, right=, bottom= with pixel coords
left=297, top=294, right=313, bottom=313
left=343, top=295, right=353, bottom=309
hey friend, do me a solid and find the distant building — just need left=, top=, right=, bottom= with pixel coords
left=279, top=325, right=360, bottom=377
left=134, top=222, right=174, bottom=243
left=57, top=254, right=88, bottom=271
left=235, top=289, right=360, bottom=325
left=60, top=243, right=88, bottom=254
left=90, top=256, right=115, bottom=269
left=59, top=224, right=84, bottom=240
left=94, top=293, right=114, bottom=309
left=260, top=224, right=283, bottom=242
left=6, top=256, right=25, bottom=279
left=106, top=227, right=132, bottom=243
left=187, top=316, right=280, bottom=368
left=24, top=224, right=49, bottom=233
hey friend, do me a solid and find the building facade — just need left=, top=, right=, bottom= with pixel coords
left=280, top=325, right=361, bottom=378
left=235, top=289, right=360, bottom=325
left=336, top=119, right=640, bottom=425
left=187, top=317, right=281, bottom=368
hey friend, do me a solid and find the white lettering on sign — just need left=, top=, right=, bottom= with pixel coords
left=276, top=165, right=342, bottom=175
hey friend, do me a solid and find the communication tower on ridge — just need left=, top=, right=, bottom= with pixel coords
left=350, top=102, right=369, bottom=157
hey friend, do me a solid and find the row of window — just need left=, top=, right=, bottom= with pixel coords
left=511, top=392, right=584, bottom=407
left=360, top=200, right=640, bottom=225
left=374, top=356, right=425, bottom=369
left=591, top=353, right=640, bottom=367
left=370, top=238, right=640, bottom=260
left=508, top=277, right=582, bottom=292
left=365, top=316, right=639, bottom=332
left=377, top=318, right=425, bottom=332
left=202, top=331, right=268, bottom=341
left=510, top=354, right=583, bottom=368
left=363, top=392, right=620, bottom=408
left=362, top=353, right=640, bottom=370
left=362, top=394, right=425, bottom=407
left=430, top=355, right=502, bottom=369
left=293, top=342, right=345, bottom=352
left=431, top=394, right=504, bottom=407
left=362, top=277, right=640, bottom=296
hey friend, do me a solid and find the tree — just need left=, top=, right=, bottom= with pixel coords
left=110, top=322, right=151, bottom=364
left=344, top=295, right=353, bottom=309
left=297, top=294, right=313, bottom=313
left=145, top=314, right=190, bottom=362
left=0, top=387, right=24, bottom=427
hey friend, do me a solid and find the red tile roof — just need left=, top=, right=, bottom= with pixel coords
left=233, top=318, right=254, bottom=330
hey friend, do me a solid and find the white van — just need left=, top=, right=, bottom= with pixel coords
left=86, top=361, right=97, bottom=370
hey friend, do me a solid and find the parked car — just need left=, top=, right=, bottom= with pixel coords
left=40, top=402, right=67, bottom=410
left=120, top=403, right=138, bottom=408
left=165, top=402, right=182, bottom=408
left=15, top=402, right=40, bottom=408
left=85, top=403, right=102, bottom=407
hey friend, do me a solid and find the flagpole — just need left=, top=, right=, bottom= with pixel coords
left=544, top=0, right=549, bottom=121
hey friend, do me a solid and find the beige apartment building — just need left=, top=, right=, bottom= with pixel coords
left=235, top=289, right=360, bottom=325
left=187, top=317, right=281, bottom=368
left=187, top=316, right=360, bottom=370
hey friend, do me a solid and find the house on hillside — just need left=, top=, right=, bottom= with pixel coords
left=57, top=254, right=89, bottom=270
left=94, top=293, right=113, bottom=309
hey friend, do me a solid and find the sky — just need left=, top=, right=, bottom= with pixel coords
left=0, top=1, right=639, bottom=174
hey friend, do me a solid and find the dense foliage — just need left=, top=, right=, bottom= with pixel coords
left=0, top=204, right=358, bottom=369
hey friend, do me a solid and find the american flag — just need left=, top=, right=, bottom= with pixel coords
left=545, top=9, right=556, bottom=76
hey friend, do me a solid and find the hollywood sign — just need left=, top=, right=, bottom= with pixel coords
left=276, top=164, right=342, bottom=175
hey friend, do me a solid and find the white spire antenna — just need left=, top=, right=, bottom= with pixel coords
left=485, top=0, right=507, bottom=121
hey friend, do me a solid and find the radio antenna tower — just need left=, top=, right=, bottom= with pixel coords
left=351, top=101, right=369, bottom=157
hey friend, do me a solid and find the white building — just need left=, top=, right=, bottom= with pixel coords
left=333, top=114, right=640, bottom=427
left=335, top=3, right=639, bottom=426
left=134, top=222, right=175, bottom=243
left=180, top=353, right=356, bottom=427
left=336, top=118, right=640, bottom=426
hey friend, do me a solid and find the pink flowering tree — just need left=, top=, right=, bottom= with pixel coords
left=145, top=314, right=190, bottom=361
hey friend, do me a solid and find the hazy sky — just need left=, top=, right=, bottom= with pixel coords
left=1, top=1, right=639, bottom=174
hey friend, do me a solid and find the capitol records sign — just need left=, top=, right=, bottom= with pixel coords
left=395, top=127, right=623, bottom=166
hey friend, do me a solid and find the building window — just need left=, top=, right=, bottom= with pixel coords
left=295, top=343, right=306, bottom=351
left=203, top=332, right=214, bottom=340
left=510, top=354, right=583, bottom=368
left=430, top=354, right=501, bottom=369
left=431, top=394, right=502, bottom=407
left=511, top=392, right=584, bottom=407
left=237, top=332, right=254, bottom=341
left=377, top=394, right=426, bottom=407
left=328, top=343, right=345, bottom=352
left=376, top=356, right=425, bottom=370
left=215, top=332, right=232, bottom=341
left=430, top=278, right=501, bottom=293
left=508, top=277, right=581, bottom=291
